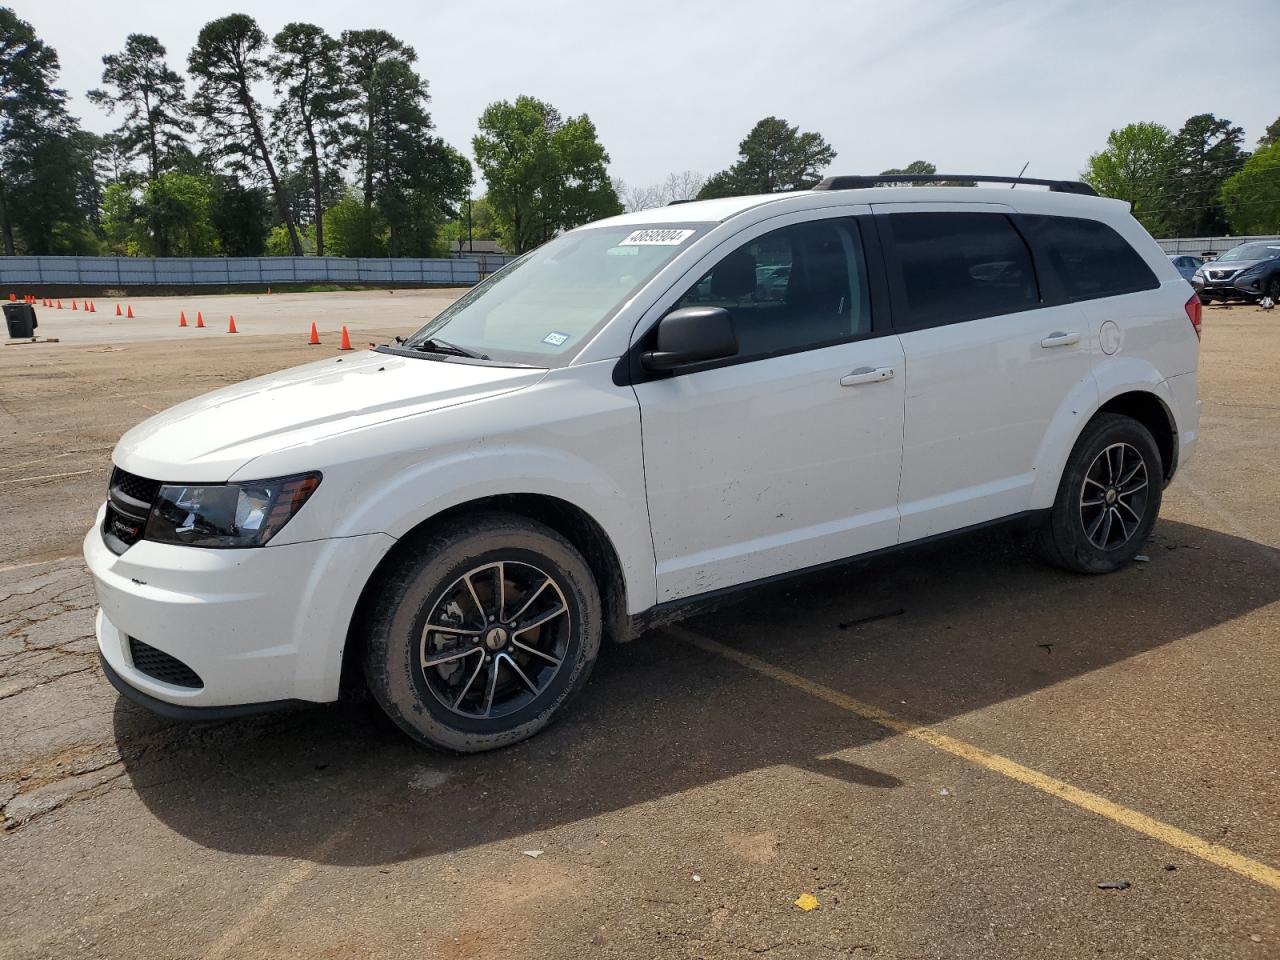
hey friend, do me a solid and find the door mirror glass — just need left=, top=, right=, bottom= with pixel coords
left=641, top=306, right=738, bottom=372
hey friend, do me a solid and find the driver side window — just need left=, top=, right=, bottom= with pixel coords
left=674, top=217, right=870, bottom=361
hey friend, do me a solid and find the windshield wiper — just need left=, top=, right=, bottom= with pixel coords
left=411, top=337, right=489, bottom=360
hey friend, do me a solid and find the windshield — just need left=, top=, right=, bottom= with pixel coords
left=1218, top=242, right=1280, bottom=262
left=403, top=224, right=709, bottom=366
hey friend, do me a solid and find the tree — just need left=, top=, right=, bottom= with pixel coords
left=1221, top=142, right=1280, bottom=235
left=613, top=171, right=704, bottom=212
left=473, top=96, right=621, bottom=253
left=323, top=192, right=386, bottom=257
left=1259, top=116, right=1280, bottom=148
left=270, top=23, right=350, bottom=256
left=0, top=7, right=97, bottom=255
left=188, top=14, right=303, bottom=255
left=210, top=175, right=270, bottom=256
left=696, top=117, right=836, bottom=199
left=87, top=34, right=192, bottom=181
left=1161, top=114, right=1248, bottom=237
left=1082, top=123, right=1176, bottom=234
left=364, top=58, right=470, bottom=256
left=340, top=29, right=415, bottom=206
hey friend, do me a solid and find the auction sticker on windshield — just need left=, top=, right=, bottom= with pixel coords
left=619, top=228, right=695, bottom=246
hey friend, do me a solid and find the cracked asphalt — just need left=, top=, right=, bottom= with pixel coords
left=0, top=297, right=1277, bottom=959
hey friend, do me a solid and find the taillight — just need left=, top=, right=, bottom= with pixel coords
left=1184, top=294, right=1202, bottom=341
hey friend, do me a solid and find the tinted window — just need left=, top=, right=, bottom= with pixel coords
left=673, top=218, right=870, bottom=360
left=1021, top=215, right=1158, bottom=301
left=884, top=212, right=1038, bottom=330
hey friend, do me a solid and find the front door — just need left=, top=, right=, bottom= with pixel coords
left=633, top=214, right=906, bottom=603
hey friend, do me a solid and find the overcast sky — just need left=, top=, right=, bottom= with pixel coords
left=19, top=0, right=1280, bottom=192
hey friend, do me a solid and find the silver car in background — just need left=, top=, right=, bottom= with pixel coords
left=1192, top=241, right=1280, bottom=303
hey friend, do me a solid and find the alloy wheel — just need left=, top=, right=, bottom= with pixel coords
left=1079, top=442, right=1149, bottom=550
left=418, top=560, right=570, bottom=719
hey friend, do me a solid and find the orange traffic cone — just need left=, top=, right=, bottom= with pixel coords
left=195, top=312, right=205, bottom=328
left=227, top=315, right=238, bottom=334
left=338, top=325, right=353, bottom=351
left=72, top=299, right=78, bottom=311
left=115, top=303, right=122, bottom=316
left=308, top=322, right=321, bottom=345
left=179, top=310, right=187, bottom=327
left=88, top=300, right=96, bottom=313
left=56, top=299, right=62, bottom=309
left=126, top=304, right=134, bottom=318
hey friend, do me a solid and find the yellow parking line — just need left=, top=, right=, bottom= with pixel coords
left=666, top=625, right=1280, bottom=891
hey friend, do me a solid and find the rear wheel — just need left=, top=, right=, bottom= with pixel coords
left=361, top=513, right=602, bottom=752
left=1036, top=413, right=1163, bottom=574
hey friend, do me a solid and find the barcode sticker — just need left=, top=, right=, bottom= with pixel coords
left=618, top=228, right=695, bottom=246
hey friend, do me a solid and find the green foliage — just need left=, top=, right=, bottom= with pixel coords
left=0, top=6, right=101, bottom=255
left=143, top=172, right=219, bottom=255
left=1221, top=142, right=1280, bottom=235
left=339, top=29, right=416, bottom=206
left=473, top=96, right=620, bottom=253
left=270, top=23, right=350, bottom=255
left=440, top=195, right=499, bottom=250
left=87, top=34, right=192, bottom=180
left=322, top=193, right=386, bottom=257
left=188, top=14, right=302, bottom=254
left=697, top=117, right=836, bottom=199
left=102, top=172, right=221, bottom=255
left=265, top=222, right=316, bottom=256
left=1161, top=113, right=1248, bottom=237
left=1259, top=116, right=1280, bottom=148
left=210, top=176, right=270, bottom=256
left=1082, top=122, right=1176, bottom=234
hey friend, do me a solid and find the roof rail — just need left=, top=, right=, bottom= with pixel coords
left=813, top=174, right=1098, bottom=196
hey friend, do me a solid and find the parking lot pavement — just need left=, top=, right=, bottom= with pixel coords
left=1, top=299, right=1277, bottom=958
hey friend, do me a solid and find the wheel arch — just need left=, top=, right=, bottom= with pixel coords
left=1094, top=390, right=1178, bottom=482
left=342, top=493, right=635, bottom=694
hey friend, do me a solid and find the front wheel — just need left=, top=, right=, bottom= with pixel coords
left=1036, top=413, right=1163, bottom=574
left=361, top=512, right=602, bottom=752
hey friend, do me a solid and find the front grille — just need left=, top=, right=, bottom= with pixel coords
left=103, top=467, right=161, bottom=554
left=128, top=637, right=204, bottom=689
left=112, top=467, right=160, bottom=505
left=1208, top=268, right=1238, bottom=281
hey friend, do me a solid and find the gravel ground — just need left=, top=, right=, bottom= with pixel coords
left=0, top=297, right=1276, bottom=959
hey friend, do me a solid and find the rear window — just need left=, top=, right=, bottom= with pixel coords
left=883, top=212, right=1039, bottom=330
left=1020, top=215, right=1158, bottom=302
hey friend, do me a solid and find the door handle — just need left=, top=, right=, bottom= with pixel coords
left=840, top=366, right=896, bottom=387
left=1040, top=331, right=1081, bottom=348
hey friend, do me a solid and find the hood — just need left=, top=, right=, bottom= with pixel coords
left=114, top=350, right=546, bottom=481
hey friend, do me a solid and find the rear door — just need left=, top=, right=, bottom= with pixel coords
left=873, top=203, right=1095, bottom=542
left=632, top=209, right=905, bottom=603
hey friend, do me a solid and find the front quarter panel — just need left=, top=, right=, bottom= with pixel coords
left=233, top=360, right=657, bottom=614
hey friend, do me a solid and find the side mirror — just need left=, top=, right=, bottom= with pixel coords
left=641, top=306, right=738, bottom=372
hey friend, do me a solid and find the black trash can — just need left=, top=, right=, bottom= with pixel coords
left=3, top=302, right=37, bottom=338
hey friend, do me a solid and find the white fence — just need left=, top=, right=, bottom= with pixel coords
left=0, top=255, right=499, bottom=287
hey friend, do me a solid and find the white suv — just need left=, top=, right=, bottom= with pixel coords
left=84, top=175, right=1202, bottom=752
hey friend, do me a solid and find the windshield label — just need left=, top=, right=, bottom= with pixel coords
left=619, top=228, right=695, bottom=246
left=542, top=331, right=571, bottom=346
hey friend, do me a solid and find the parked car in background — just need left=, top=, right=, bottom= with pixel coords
left=1192, top=240, right=1280, bottom=303
left=1231, top=253, right=1280, bottom=303
left=1168, top=254, right=1203, bottom=281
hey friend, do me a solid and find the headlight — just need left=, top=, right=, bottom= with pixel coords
left=1192, top=270, right=1204, bottom=280
left=144, top=472, right=321, bottom=548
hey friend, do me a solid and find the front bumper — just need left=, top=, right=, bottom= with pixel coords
left=84, top=504, right=396, bottom=710
left=1196, top=274, right=1253, bottom=299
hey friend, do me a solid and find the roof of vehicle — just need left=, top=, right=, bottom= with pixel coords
left=586, top=184, right=1130, bottom=229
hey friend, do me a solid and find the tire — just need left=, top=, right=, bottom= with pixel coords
left=1035, top=413, right=1163, bottom=574
left=361, top=512, right=602, bottom=752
